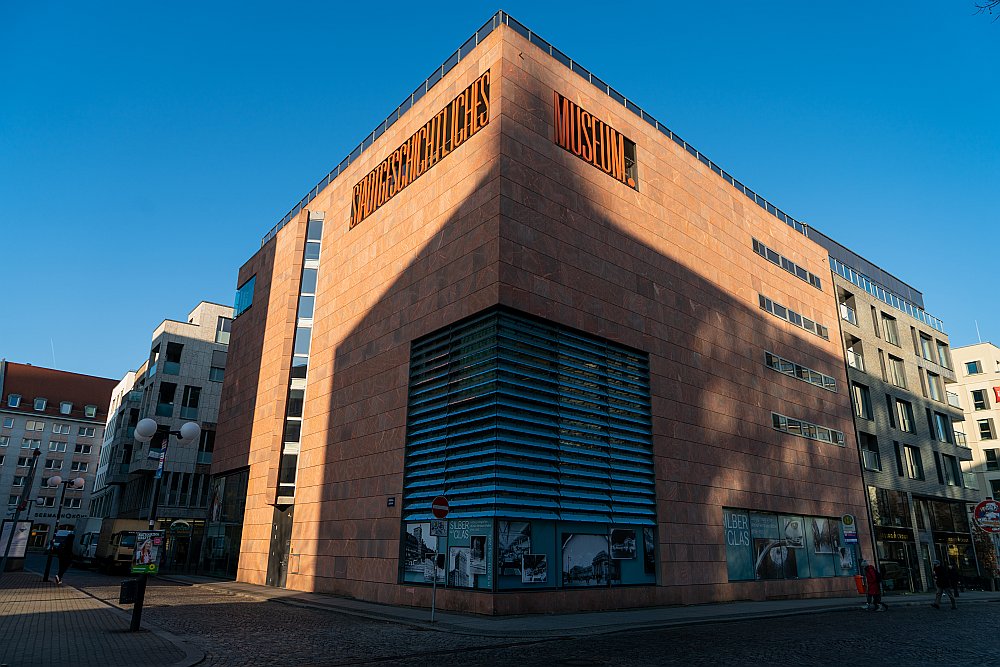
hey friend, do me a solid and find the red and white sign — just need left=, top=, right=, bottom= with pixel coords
left=431, top=495, right=450, bottom=519
left=974, top=499, right=1000, bottom=534
left=993, top=387, right=1000, bottom=404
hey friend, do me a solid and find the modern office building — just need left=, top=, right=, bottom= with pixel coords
left=949, top=342, right=1000, bottom=499
left=0, top=360, right=116, bottom=548
left=816, top=232, right=978, bottom=591
left=213, top=11, right=881, bottom=614
left=90, top=301, right=231, bottom=572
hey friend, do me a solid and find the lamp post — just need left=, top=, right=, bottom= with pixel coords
left=0, top=449, right=41, bottom=579
left=41, top=474, right=86, bottom=582
left=129, top=417, right=199, bottom=632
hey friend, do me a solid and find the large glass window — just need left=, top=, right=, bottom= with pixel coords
left=896, top=399, right=915, bottom=433
left=903, top=445, right=924, bottom=480
left=852, top=383, right=872, bottom=420
left=859, top=432, right=881, bottom=471
left=972, top=389, right=989, bottom=411
left=888, top=356, right=906, bottom=389
left=234, top=275, right=256, bottom=318
left=881, top=313, right=899, bottom=346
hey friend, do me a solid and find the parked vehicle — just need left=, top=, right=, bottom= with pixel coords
left=72, top=517, right=103, bottom=567
left=93, top=519, right=150, bottom=573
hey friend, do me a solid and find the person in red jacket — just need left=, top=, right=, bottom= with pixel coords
left=864, top=560, right=887, bottom=612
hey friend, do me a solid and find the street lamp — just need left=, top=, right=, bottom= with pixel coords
left=41, top=475, right=85, bottom=582
left=129, top=417, right=200, bottom=632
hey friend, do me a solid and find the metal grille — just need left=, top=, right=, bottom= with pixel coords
left=403, top=308, right=654, bottom=525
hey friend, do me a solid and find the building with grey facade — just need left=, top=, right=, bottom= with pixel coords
left=813, top=232, right=978, bottom=591
left=90, top=301, right=231, bottom=571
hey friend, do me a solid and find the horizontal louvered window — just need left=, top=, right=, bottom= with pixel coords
left=403, top=307, right=654, bottom=524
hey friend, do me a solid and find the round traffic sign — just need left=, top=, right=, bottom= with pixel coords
left=974, top=499, right=1000, bottom=533
left=431, top=495, right=450, bottom=519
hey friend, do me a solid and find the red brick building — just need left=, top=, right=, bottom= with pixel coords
left=213, top=12, right=872, bottom=613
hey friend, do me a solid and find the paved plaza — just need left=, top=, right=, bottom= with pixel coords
left=3, top=556, right=1000, bottom=666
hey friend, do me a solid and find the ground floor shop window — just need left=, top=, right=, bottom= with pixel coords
left=401, top=519, right=656, bottom=590
left=723, top=508, right=856, bottom=581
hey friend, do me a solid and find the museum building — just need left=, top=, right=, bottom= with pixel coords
left=213, top=12, right=876, bottom=613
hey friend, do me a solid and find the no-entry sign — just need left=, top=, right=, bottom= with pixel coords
left=431, top=495, right=450, bottom=519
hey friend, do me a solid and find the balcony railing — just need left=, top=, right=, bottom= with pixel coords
left=846, top=349, right=865, bottom=372
left=839, top=303, right=858, bottom=326
left=155, top=402, right=174, bottom=418
left=947, top=391, right=961, bottom=409
left=197, top=451, right=213, bottom=465
left=163, top=361, right=181, bottom=375
left=955, top=444, right=974, bottom=462
left=955, top=431, right=967, bottom=446
left=180, top=406, right=199, bottom=420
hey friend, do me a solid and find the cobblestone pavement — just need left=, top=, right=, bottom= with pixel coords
left=16, top=556, right=1000, bottom=667
left=0, top=568, right=188, bottom=667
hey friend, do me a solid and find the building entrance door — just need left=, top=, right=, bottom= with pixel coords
left=266, top=506, right=294, bottom=588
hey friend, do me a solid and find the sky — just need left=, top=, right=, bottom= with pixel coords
left=1, top=1, right=998, bottom=380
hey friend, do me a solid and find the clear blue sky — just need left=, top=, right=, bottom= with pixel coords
left=1, top=2, right=997, bottom=380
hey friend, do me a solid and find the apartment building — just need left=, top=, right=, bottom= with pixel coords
left=0, top=360, right=116, bottom=547
left=815, top=232, right=977, bottom=591
left=949, top=343, right=1000, bottom=498
left=90, top=301, right=231, bottom=572
left=212, top=12, right=877, bottom=614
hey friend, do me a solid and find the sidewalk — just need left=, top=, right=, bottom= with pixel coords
left=0, top=571, right=203, bottom=667
left=161, top=574, right=1000, bottom=638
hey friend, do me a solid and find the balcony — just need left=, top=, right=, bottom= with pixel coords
left=163, top=361, right=181, bottom=376
left=180, top=406, right=199, bottom=421
left=155, top=402, right=174, bottom=418
left=839, top=303, right=858, bottom=326
left=846, top=349, right=865, bottom=372
left=956, top=443, right=974, bottom=462
left=955, top=431, right=967, bottom=446
left=947, top=391, right=961, bottom=409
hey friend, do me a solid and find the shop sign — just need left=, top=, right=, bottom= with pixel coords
left=994, top=387, right=1000, bottom=404
left=973, top=499, right=1000, bottom=533
left=874, top=526, right=913, bottom=542
left=131, top=530, right=165, bottom=574
left=351, top=71, right=491, bottom=229
left=553, top=92, right=637, bottom=189
left=933, top=532, right=971, bottom=546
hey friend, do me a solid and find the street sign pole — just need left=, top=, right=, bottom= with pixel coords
left=429, top=495, right=449, bottom=623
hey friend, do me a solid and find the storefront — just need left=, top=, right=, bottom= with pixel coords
left=873, top=526, right=919, bottom=593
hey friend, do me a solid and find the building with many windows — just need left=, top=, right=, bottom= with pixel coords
left=949, top=342, right=1000, bottom=499
left=211, top=12, right=884, bottom=614
left=0, top=360, right=116, bottom=548
left=820, top=232, right=978, bottom=592
left=90, top=301, right=231, bottom=572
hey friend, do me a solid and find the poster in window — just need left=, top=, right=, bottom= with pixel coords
left=723, top=509, right=754, bottom=581
left=424, top=552, right=445, bottom=583
left=498, top=521, right=531, bottom=576
left=610, top=529, right=636, bottom=560
left=811, top=518, right=836, bottom=554
left=470, top=535, right=487, bottom=575
left=448, top=547, right=473, bottom=587
left=561, top=534, right=620, bottom=586
left=521, top=554, right=548, bottom=583
left=403, top=522, right=437, bottom=576
left=642, top=526, right=656, bottom=574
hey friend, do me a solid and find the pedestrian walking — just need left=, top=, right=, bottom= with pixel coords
left=53, top=532, right=74, bottom=585
left=948, top=563, right=961, bottom=598
left=863, top=560, right=887, bottom=612
left=931, top=559, right=956, bottom=610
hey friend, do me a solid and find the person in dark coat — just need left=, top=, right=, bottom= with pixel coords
left=864, top=560, right=887, bottom=611
left=948, top=563, right=961, bottom=598
left=53, top=532, right=74, bottom=585
left=931, top=559, right=956, bottom=609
